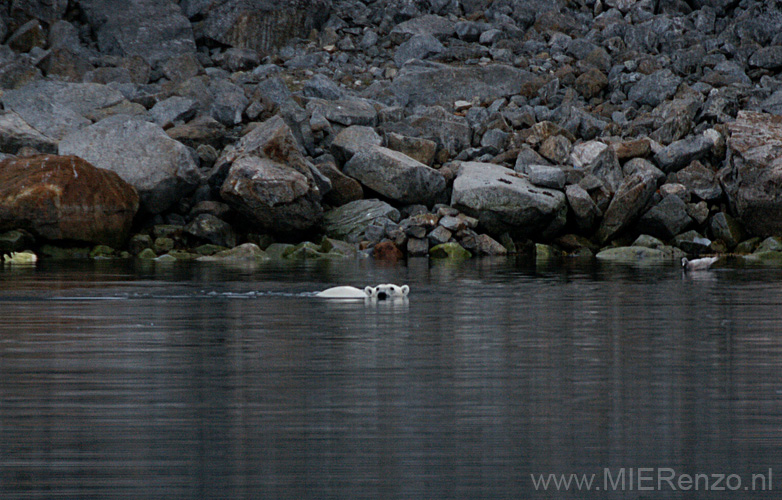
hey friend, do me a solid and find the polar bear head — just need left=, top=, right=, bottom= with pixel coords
left=368, top=284, right=410, bottom=300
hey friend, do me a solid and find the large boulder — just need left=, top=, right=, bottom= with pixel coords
left=0, top=155, right=138, bottom=246
left=596, top=161, right=662, bottom=244
left=343, top=146, right=446, bottom=205
left=58, top=115, right=201, bottom=214
left=215, top=115, right=323, bottom=233
left=78, top=0, right=196, bottom=68
left=386, top=63, right=541, bottom=108
left=451, top=162, right=567, bottom=238
left=1, top=81, right=126, bottom=141
left=198, top=0, right=331, bottom=54
left=322, top=199, right=400, bottom=243
left=723, top=111, right=782, bottom=236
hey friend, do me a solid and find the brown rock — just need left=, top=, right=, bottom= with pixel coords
left=0, top=155, right=139, bottom=246
left=373, top=240, right=404, bottom=261
left=611, top=138, right=651, bottom=161
left=574, top=68, right=608, bottom=100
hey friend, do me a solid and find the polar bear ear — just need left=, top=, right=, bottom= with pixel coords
left=401, top=285, right=409, bottom=296
left=364, top=286, right=374, bottom=297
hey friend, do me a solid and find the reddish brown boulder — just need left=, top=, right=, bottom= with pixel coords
left=373, top=240, right=404, bottom=262
left=0, top=155, right=139, bottom=246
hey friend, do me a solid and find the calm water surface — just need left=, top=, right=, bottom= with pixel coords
left=2, top=257, right=782, bottom=499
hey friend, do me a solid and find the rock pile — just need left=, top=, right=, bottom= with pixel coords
left=2, top=0, right=782, bottom=263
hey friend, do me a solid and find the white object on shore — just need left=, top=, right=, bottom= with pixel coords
left=681, top=256, right=719, bottom=271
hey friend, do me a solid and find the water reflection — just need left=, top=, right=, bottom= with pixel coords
left=1, top=260, right=782, bottom=499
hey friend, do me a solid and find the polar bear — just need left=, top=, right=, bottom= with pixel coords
left=315, top=286, right=373, bottom=299
left=316, top=284, right=410, bottom=300
left=368, top=284, right=409, bottom=300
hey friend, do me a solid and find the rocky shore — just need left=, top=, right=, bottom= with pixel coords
left=3, top=0, right=782, bottom=265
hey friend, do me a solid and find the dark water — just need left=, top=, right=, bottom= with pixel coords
left=2, top=257, right=782, bottom=499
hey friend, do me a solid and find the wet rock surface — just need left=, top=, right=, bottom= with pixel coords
left=0, top=0, right=780, bottom=263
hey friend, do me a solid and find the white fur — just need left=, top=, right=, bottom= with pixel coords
left=681, top=256, right=719, bottom=271
left=368, top=284, right=410, bottom=300
left=316, top=286, right=373, bottom=299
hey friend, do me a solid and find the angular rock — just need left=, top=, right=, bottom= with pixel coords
left=322, top=199, right=400, bottom=243
left=330, top=125, right=383, bottom=164
left=451, top=162, right=567, bottom=238
left=303, top=73, right=344, bottom=101
left=749, top=46, right=782, bottom=70
left=79, top=0, right=196, bottom=68
left=627, top=69, right=681, bottom=108
left=214, top=115, right=324, bottom=233
left=199, top=0, right=330, bottom=54
left=565, top=184, right=600, bottom=232
left=638, top=195, right=693, bottom=240
left=582, top=145, right=623, bottom=193
left=596, top=167, right=660, bottom=244
left=197, top=243, right=269, bottom=263
left=527, top=165, right=566, bottom=189
left=59, top=114, right=201, bottom=214
left=373, top=241, right=403, bottom=261
left=390, top=15, right=456, bottom=40
left=306, top=98, right=377, bottom=127
left=394, top=34, right=444, bottom=67
left=387, top=63, right=540, bottom=108
left=0, top=110, right=57, bottom=154
left=474, top=234, right=508, bottom=256
left=149, top=96, right=198, bottom=128
left=343, top=146, right=446, bottom=205
left=709, top=212, right=744, bottom=249
left=313, top=157, right=363, bottom=207
left=1, top=80, right=126, bottom=141
left=10, top=0, right=68, bottom=24
left=385, top=132, right=437, bottom=166
left=408, top=106, right=471, bottom=156
left=654, top=133, right=714, bottom=173
left=0, top=155, right=138, bottom=246
left=209, top=79, right=249, bottom=126
left=184, top=214, right=236, bottom=248
left=7, top=19, right=46, bottom=53
left=429, top=242, right=471, bottom=259
left=669, top=161, right=722, bottom=201
left=723, top=111, right=782, bottom=236
left=407, top=237, right=429, bottom=256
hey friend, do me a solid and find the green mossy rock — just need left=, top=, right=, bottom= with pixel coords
left=137, top=248, right=157, bottom=260
left=429, top=242, right=472, bottom=259
left=596, top=246, right=672, bottom=264
left=197, top=243, right=269, bottom=262
left=40, top=245, right=91, bottom=260
left=264, top=243, right=295, bottom=259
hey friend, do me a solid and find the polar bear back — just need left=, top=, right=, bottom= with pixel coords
left=315, top=286, right=372, bottom=299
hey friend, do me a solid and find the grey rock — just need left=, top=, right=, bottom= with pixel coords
left=7, top=19, right=46, bottom=53
left=627, top=69, right=681, bottom=108
left=427, top=225, right=452, bottom=245
left=199, top=0, right=330, bottom=54
left=686, top=201, right=709, bottom=226
left=314, top=157, right=363, bottom=207
left=387, top=63, right=539, bottom=108
left=709, top=212, right=743, bottom=249
left=149, top=97, right=198, bottom=128
left=212, top=48, right=260, bottom=72
left=407, top=237, right=429, bottom=256
left=184, top=214, right=236, bottom=248
left=0, top=56, right=41, bottom=90
left=209, top=79, right=249, bottom=126
left=583, top=145, right=623, bottom=194
left=390, top=15, right=455, bottom=40
left=306, top=98, right=377, bottom=127
left=394, top=34, right=444, bottom=67
left=59, top=114, right=201, bottom=214
left=330, top=125, right=383, bottom=164
left=451, top=162, right=566, bottom=238
left=10, top=0, right=68, bottom=24
left=0, top=110, right=57, bottom=154
left=220, top=155, right=322, bottom=233
left=480, top=128, right=509, bottom=152
left=79, top=0, right=196, bottom=68
left=669, top=161, right=722, bottom=201
left=528, top=165, right=566, bottom=189
left=1, top=80, right=125, bottom=140
left=303, top=74, right=345, bottom=101
left=213, top=115, right=323, bottom=232
left=565, top=184, right=600, bottom=232
left=408, top=106, right=471, bottom=156
left=596, top=246, right=674, bottom=264
left=638, top=195, right=693, bottom=240
left=254, top=76, right=292, bottom=109
left=654, top=134, right=713, bottom=173
left=343, top=145, right=446, bottom=205
left=385, top=132, right=437, bottom=166
left=197, top=243, right=269, bottom=262
left=323, top=199, right=400, bottom=243
left=760, top=89, right=782, bottom=116
left=749, top=46, right=782, bottom=70
left=162, top=53, right=203, bottom=82
left=596, top=167, right=660, bottom=244
left=722, top=111, right=782, bottom=236
left=672, top=230, right=711, bottom=255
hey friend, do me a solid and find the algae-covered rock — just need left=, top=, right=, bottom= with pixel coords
left=137, top=248, right=157, bottom=260
left=90, top=245, right=115, bottom=258
left=264, top=243, right=295, bottom=259
left=39, top=245, right=91, bottom=260
left=596, top=246, right=673, bottom=264
left=429, top=242, right=472, bottom=259
left=197, top=243, right=269, bottom=262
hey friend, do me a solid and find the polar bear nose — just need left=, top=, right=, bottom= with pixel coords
left=377, top=291, right=388, bottom=300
